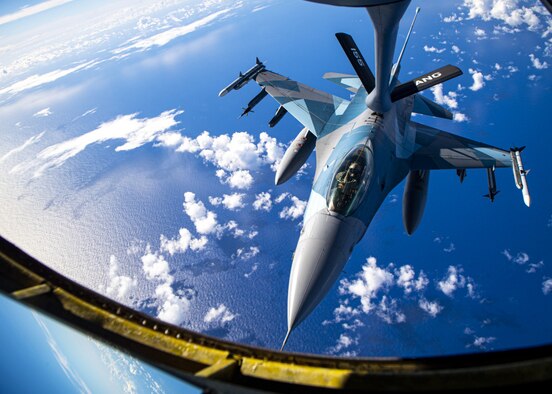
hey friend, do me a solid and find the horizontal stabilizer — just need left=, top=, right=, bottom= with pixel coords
left=391, top=65, right=463, bottom=102
left=412, top=94, right=453, bottom=120
left=323, top=72, right=362, bottom=93
left=335, top=33, right=376, bottom=93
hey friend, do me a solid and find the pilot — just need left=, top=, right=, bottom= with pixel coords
left=329, top=162, right=362, bottom=212
left=337, top=162, right=361, bottom=189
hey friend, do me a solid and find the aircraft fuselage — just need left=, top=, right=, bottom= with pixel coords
left=286, top=98, right=413, bottom=331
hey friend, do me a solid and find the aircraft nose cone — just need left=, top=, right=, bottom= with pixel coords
left=286, top=211, right=366, bottom=334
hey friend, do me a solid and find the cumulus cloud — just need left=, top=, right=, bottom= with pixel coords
left=157, top=130, right=284, bottom=189
left=474, top=27, right=486, bottom=37
left=451, top=45, right=461, bottom=53
left=33, top=107, right=52, bottom=117
left=140, top=249, right=190, bottom=325
left=203, top=304, right=237, bottom=326
left=502, top=250, right=543, bottom=273
left=160, top=227, right=207, bottom=256
left=234, top=246, right=260, bottom=261
left=339, top=257, right=394, bottom=313
left=216, top=169, right=254, bottom=190
left=431, top=84, right=459, bottom=109
left=376, top=296, right=406, bottom=324
left=183, top=192, right=219, bottom=235
left=99, top=255, right=137, bottom=301
left=328, top=334, right=358, bottom=356
left=253, top=191, right=272, bottom=211
left=12, top=109, right=182, bottom=177
left=472, top=336, right=496, bottom=349
left=437, top=266, right=475, bottom=297
left=453, top=112, right=469, bottom=122
left=209, top=193, right=246, bottom=210
left=418, top=298, right=443, bottom=317
left=529, top=53, right=549, bottom=69
left=423, top=45, right=446, bottom=53
left=277, top=193, right=307, bottom=221
left=468, top=68, right=486, bottom=91
left=395, top=265, right=428, bottom=295
left=543, top=279, right=552, bottom=295
left=462, top=0, right=543, bottom=31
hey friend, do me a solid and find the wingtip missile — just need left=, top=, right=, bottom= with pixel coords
left=511, top=147, right=531, bottom=207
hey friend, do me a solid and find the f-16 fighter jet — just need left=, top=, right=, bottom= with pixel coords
left=219, top=0, right=531, bottom=350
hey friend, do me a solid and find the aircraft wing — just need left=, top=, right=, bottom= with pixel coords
left=409, top=121, right=512, bottom=170
left=255, top=70, right=349, bottom=137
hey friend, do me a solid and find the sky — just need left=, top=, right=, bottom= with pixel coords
left=0, top=0, right=551, bottom=391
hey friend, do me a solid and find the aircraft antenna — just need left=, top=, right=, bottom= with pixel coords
left=390, top=6, right=421, bottom=87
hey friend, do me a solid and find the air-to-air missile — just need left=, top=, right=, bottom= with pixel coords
left=218, top=58, right=265, bottom=97
left=511, top=147, right=531, bottom=207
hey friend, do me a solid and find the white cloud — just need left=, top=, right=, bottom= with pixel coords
left=0, top=131, right=45, bottom=163
left=217, top=169, right=254, bottom=190
left=234, top=246, right=260, bottom=261
left=0, top=0, right=73, bottom=27
left=502, top=249, right=529, bottom=264
left=543, top=279, right=552, bottom=295
left=443, top=242, right=456, bottom=253
left=140, top=247, right=190, bottom=326
left=33, top=107, right=52, bottom=117
left=419, top=298, right=443, bottom=317
left=100, top=255, right=137, bottom=301
left=183, top=192, right=218, bottom=235
left=0, top=60, right=98, bottom=97
left=277, top=194, right=307, bottom=221
left=472, top=336, right=496, bottom=349
left=279, top=197, right=306, bottom=220
left=155, top=282, right=190, bottom=325
left=157, top=130, right=284, bottom=189
left=328, top=334, right=358, bottom=355
left=423, top=45, right=446, bottom=53
left=395, top=265, right=428, bottom=295
left=437, top=266, right=471, bottom=297
left=474, top=27, right=486, bottom=37
left=451, top=45, right=461, bottom=53
left=274, top=192, right=289, bottom=204
left=529, top=53, right=549, bottom=69
left=160, top=227, right=207, bottom=256
left=453, top=112, right=469, bottom=122
left=113, top=8, right=231, bottom=54
left=141, top=251, right=171, bottom=282
left=376, top=296, right=406, bottom=324
left=209, top=193, right=246, bottom=210
left=339, top=256, right=394, bottom=313
left=13, top=109, right=182, bottom=178
left=468, top=68, right=486, bottom=91
left=462, top=0, right=542, bottom=31
left=431, top=84, right=459, bottom=109
left=203, top=304, right=237, bottom=325
left=253, top=191, right=272, bottom=211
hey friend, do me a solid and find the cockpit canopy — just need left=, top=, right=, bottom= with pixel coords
left=326, top=144, right=374, bottom=216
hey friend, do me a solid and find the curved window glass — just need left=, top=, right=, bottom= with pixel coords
left=326, top=145, right=374, bottom=216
